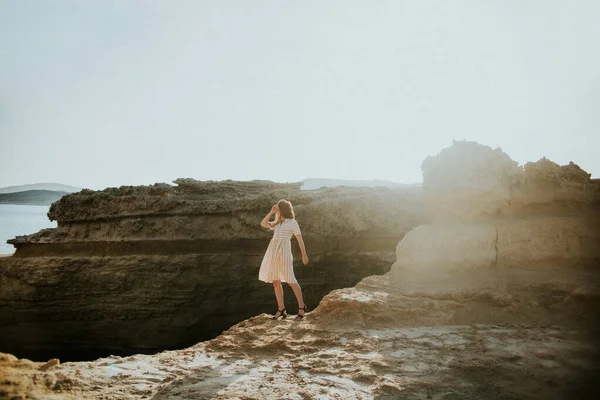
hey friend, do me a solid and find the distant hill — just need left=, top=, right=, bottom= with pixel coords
left=301, top=178, right=421, bottom=190
left=0, top=183, right=81, bottom=194
left=0, top=190, right=69, bottom=206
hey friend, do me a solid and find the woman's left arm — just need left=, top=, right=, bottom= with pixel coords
left=295, top=234, right=309, bottom=265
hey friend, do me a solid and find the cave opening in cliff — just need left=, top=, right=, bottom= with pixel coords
left=1, top=251, right=398, bottom=362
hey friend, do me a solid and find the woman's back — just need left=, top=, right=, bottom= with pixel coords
left=272, top=219, right=301, bottom=240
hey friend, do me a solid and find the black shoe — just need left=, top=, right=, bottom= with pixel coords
left=296, top=305, right=307, bottom=319
left=272, top=309, right=287, bottom=320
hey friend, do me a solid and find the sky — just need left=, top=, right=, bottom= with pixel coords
left=1, top=1, right=598, bottom=190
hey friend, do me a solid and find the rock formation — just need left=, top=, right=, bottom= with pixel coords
left=0, top=179, right=423, bottom=361
left=395, top=140, right=600, bottom=274
left=1, top=141, right=599, bottom=399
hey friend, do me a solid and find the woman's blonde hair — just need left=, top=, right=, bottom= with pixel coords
left=277, top=199, right=295, bottom=222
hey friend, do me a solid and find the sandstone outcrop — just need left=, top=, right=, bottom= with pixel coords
left=1, top=260, right=599, bottom=399
left=1, top=141, right=599, bottom=399
left=393, top=140, right=600, bottom=275
left=0, top=180, right=423, bottom=361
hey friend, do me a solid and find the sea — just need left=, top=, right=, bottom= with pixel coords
left=0, top=204, right=57, bottom=254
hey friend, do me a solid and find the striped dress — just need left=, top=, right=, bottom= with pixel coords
left=258, top=219, right=302, bottom=283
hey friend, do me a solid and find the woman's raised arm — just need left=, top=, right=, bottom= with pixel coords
left=260, top=205, right=278, bottom=229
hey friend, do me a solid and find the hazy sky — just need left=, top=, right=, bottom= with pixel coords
left=1, top=1, right=598, bottom=190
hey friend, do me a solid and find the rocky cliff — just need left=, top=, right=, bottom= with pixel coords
left=395, top=140, right=600, bottom=275
left=0, top=180, right=423, bottom=361
left=1, top=141, right=599, bottom=399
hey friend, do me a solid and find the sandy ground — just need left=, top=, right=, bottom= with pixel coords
left=1, top=268, right=599, bottom=400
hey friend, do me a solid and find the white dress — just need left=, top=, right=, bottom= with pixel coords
left=258, top=219, right=302, bottom=283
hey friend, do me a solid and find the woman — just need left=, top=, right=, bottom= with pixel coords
left=259, top=199, right=309, bottom=320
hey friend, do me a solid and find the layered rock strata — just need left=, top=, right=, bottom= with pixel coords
left=0, top=180, right=423, bottom=361
left=394, top=140, right=600, bottom=275
left=1, top=242, right=599, bottom=399
left=1, top=141, right=599, bottom=399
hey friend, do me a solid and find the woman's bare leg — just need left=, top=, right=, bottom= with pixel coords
left=289, top=282, right=305, bottom=316
left=273, top=280, right=285, bottom=316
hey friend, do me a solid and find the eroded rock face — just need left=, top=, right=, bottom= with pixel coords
left=394, top=223, right=498, bottom=272
left=10, top=180, right=423, bottom=249
left=420, top=140, right=600, bottom=220
left=421, top=140, right=520, bottom=220
left=1, top=141, right=599, bottom=399
left=2, top=267, right=599, bottom=399
left=392, top=140, right=600, bottom=278
left=496, top=216, right=600, bottom=268
left=0, top=180, right=423, bottom=361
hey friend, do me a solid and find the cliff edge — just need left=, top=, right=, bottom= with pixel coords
left=0, top=179, right=423, bottom=361
left=1, top=141, right=599, bottom=399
